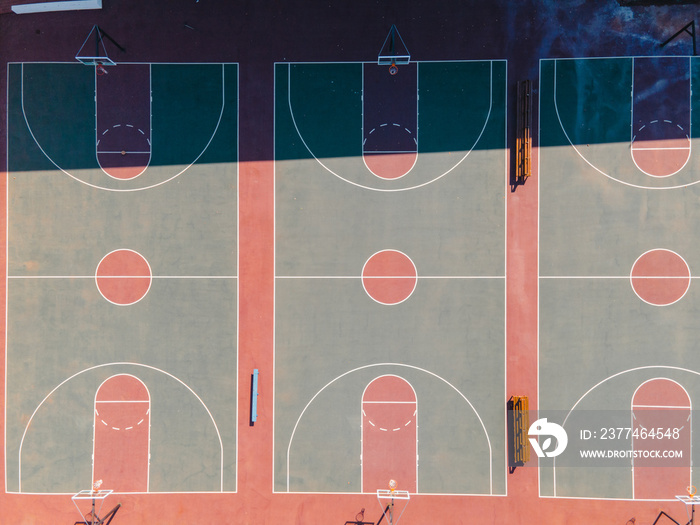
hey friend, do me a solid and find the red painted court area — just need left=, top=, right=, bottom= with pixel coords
left=361, top=375, right=417, bottom=494
left=4, top=1, right=700, bottom=524
left=93, top=375, right=151, bottom=493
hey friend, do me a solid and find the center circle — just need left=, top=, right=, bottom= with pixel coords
left=96, top=249, right=152, bottom=306
left=630, top=249, right=690, bottom=306
left=361, top=250, right=417, bottom=305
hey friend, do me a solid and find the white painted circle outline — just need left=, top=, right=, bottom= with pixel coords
left=95, top=248, right=153, bottom=306
left=630, top=120, right=691, bottom=179
left=361, top=373, right=417, bottom=432
left=629, top=248, right=691, bottom=307
left=361, top=249, right=418, bottom=306
left=96, top=123, right=152, bottom=181
left=362, top=123, right=418, bottom=181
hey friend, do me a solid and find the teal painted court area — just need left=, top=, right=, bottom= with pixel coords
left=539, top=57, right=700, bottom=500
left=5, top=62, right=238, bottom=494
left=274, top=60, right=508, bottom=495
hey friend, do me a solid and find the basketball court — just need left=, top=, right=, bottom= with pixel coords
left=539, top=56, right=700, bottom=501
left=5, top=60, right=238, bottom=494
left=274, top=59, right=507, bottom=495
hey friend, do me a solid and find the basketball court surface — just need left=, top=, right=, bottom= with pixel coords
left=2, top=1, right=700, bottom=523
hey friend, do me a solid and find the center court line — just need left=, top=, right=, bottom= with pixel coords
left=276, top=275, right=504, bottom=279
left=540, top=275, right=695, bottom=279
left=631, top=404, right=691, bottom=409
left=631, top=146, right=691, bottom=151
left=8, top=275, right=237, bottom=279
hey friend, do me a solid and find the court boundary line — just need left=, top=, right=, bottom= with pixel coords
left=4, top=62, right=9, bottom=494
left=276, top=275, right=504, bottom=279
left=536, top=58, right=542, bottom=500
left=551, top=57, right=697, bottom=190
left=8, top=275, right=238, bottom=279
left=284, top=60, right=499, bottom=192
left=15, top=361, right=228, bottom=494
left=18, top=62, right=232, bottom=192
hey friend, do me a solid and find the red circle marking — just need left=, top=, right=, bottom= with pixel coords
left=96, top=374, right=150, bottom=403
left=630, top=249, right=690, bottom=306
left=362, top=250, right=417, bottom=305
left=632, top=378, right=690, bottom=409
left=97, top=125, right=151, bottom=180
left=631, top=120, right=690, bottom=177
left=96, top=249, right=152, bottom=305
left=363, top=375, right=417, bottom=403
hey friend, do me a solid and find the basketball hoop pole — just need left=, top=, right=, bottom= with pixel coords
left=660, top=20, right=696, bottom=56
left=76, top=25, right=125, bottom=67
left=390, top=492, right=394, bottom=525
left=72, top=488, right=121, bottom=525
left=94, top=26, right=125, bottom=56
left=652, top=492, right=700, bottom=525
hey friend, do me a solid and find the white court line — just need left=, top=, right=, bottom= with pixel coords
left=631, top=404, right=691, bottom=409
left=631, top=146, right=691, bottom=151
left=96, top=400, right=151, bottom=403
left=8, top=275, right=237, bottom=279
left=540, top=275, right=694, bottom=279
left=17, top=361, right=225, bottom=493
left=276, top=275, right=504, bottom=279
left=362, top=400, right=417, bottom=404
